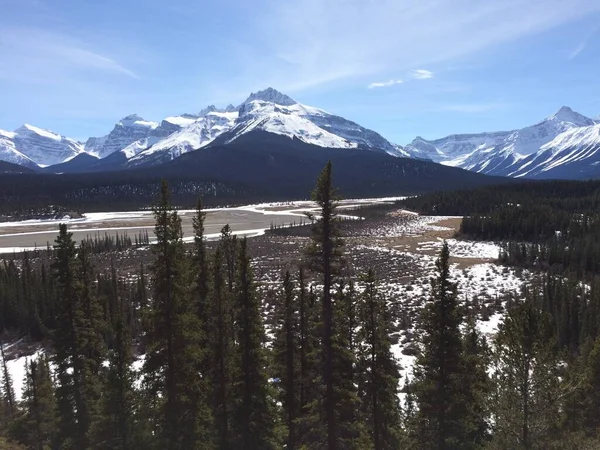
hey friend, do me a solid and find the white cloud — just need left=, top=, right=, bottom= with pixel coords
left=411, top=69, right=434, bottom=80
left=368, top=79, right=403, bottom=89
left=0, top=27, right=139, bottom=81
left=229, top=0, right=600, bottom=93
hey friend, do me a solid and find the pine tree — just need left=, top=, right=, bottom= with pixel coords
left=357, top=269, right=403, bottom=449
left=208, top=245, right=234, bottom=449
left=75, top=242, right=106, bottom=446
left=11, top=356, right=57, bottom=449
left=0, top=343, right=15, bottom=422
left=296, top=274, right=321, bottom=445
left=413, top=241, right=466, bottom=449
left=232, top=238, right=279, bottom=449
left=96, top=290, right=136, bottom=450
left=459, top=316, right=490, bottom=448
left=303, top=161, right=347, bottom=449
left=273, top=270, right=299, bottom=449
left=333, top=279, right=367, bottom=449
left=489, top=300, right=560, bottom=449
left=142, top=181, right=212, bottom=449
left=51, top=223, right=82, bottom=448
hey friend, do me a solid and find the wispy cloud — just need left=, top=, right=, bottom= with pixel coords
left=229, top=0, right=600, bottom=93
left=368, top=79, right=403, bottom=89
left=410, top=69, right=434, bottom=80
left=0, top=27, right=140, bottom=81
left=568, top=26, right=599, bottom=60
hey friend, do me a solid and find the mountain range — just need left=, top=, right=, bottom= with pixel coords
left=1, top=87, right=599, bottom=180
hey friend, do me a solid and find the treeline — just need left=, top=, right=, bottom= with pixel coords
left=0, top=166, right=600, bottom=448
left=400, top=178, right=600, bottom=216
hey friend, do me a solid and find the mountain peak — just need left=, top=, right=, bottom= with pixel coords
left=118, top=114, right=158, bottom=129
left=549, top=106, right=593, bottom=126
left=244, top=87, right=296, bottom=106
left=15, top=124, right=62, bottom=140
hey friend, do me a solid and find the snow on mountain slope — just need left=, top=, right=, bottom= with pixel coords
left=0, top=130, right=39, bottom=169
left=3, top=125, right=84, bottom=167
left=406, top=131, right=513, bottom=163
left=127, top=111, right=238, bottom=165
left=85, top=114, right=159, bottom=158
left=508, top=123, right=600, bottom=179
left=225, top=88, right=405, bottom=155
left=405, top=106, right=598, bottom=178
left=126, top=88, right=408, bottom=167
left=227, top=99, right=358, bottom=149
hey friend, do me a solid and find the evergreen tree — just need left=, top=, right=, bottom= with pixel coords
left=208, top=245, right=234, bottom=449
left=459, top=316, right=490, bottom=449
left=51, top=223, right=83, bottom=449
left=0, top=344, right=15, bottom=422
left=96, top=291, right=136, bottom=450
left=413, top=241, right=466, bottom=449
left=142, top=181, right=212, bottom=449
left=273, top=270, right=299, bottom=449
left=489, top=300, right=560, bottom=449
left=75, top=242, right=106, bottom=446
left=303, top=161, right=348, bottom=449
left=10, top=356, right=57, bottom=449
left=232, top=238, right=279, bottom=449
left=357, top=269, right=403, bottom=449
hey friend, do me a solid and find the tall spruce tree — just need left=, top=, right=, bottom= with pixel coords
left=413, top=241, right=466, bottom=449
left=96, top=288, right=136, bottom=450
left=489, top=300, right=560, bottom=449
left=75, top=242, right=106, bottom=446
left=142, top=181, right=212, bottom=449
left=0, top=343, right=15, bottom=422
left=304, top=161, right=356, bottom=449
left=459, top=316, right=490, bottom=449
left=51, top=223, right=84, bottom=449
left=232, top=238, right=279, bottom=449
left=208, top=245, right=234, bottom=449
left=273, top=270, right=300, bottom=449
left=10, top=356, right=57, bottom=449
left=357, top=269, right=403, bottom=449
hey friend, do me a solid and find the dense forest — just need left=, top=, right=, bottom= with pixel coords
left=0, top=134, right=512, bottom=220
left=0, top=167, right=599, bottom=448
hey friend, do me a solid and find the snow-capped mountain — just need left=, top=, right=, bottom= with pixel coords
left=122, top=88, right=408, bottom=167
left=84, top=114, right=159, bottom=159
left=405, top=106, right=599, bottom=179
left=507, top=123, right=600, bottom=179
left=0, top=124, right=84, bottom=167
left=126, top=110, right=238, bottom=165
left=0, top=130, right=38, bottom=170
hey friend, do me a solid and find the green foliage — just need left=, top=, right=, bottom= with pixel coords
left=488, top=300, right=561, bottom=449
left=357, top=269, right=403, bottom=449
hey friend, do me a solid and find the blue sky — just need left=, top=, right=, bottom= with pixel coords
left=1, top=0, right=599, bottom=144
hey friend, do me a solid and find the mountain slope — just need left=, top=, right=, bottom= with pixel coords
left=0, top=131, right=39, bottom=170
left=508, top=123, right=600, bottom=179
left=405, top=106, right=599, bottom=179
left=123, top=88, right=410, bottom=168
left=0, top=131, right=514, bottom=214
left=0, top=125, right=84, bottom=167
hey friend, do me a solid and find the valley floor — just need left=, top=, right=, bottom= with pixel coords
left=1, top=202, right=529, bottom=399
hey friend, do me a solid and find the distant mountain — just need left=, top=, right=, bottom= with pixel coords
left=507, top=123, right=600, bottom=179
left=3, top=89, right=599, bottom=182
left=405, top=106, right=600, bottom=179
left=0, top=125, right=84, bottom=167
left=123, top=87, right=409, bottom=168
left=0, top=160, right=35, bottom=174
left=0, top=131, right=513, bottom=214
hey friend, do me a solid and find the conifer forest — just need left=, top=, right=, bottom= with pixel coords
left=1, top=164, right=600, bottom=449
